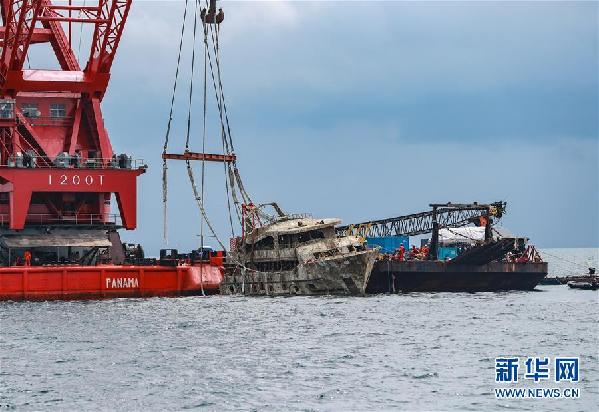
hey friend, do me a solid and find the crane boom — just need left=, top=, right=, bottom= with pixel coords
left=336, top=202, right=506, bottom=238
left=0, top=0, right=142, bottom=231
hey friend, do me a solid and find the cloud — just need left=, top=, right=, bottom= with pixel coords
left=26, top=1, right=598, bottom=250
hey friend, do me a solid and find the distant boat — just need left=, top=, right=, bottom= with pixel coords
left=567, top=279, right=598, bottom=291
left=539, top=277, right=561, bottom=285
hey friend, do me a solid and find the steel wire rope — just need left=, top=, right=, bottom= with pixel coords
left=201, top=18, right=243, bottom=212
left=203, top=1, right=252, bottom=206
left=211, top=20, right=238, bottom=236
left=161, top=1, right=256, bottom=277
left=210, top=56, right=249, bottom=216
left=538, top=250, right=596, bottom=271
left=204, top=1, right=236, bottom=152
left=184, top=0, right=201, bottom=152
left=183, top=1, right=228, bottom=253
left=199, top=13, right=245, bottom=230
left=77, top=0, right=87, bottom=65
left=162, top=0, right=190, bottom=242
left=202, top=1, right=234, bottom=154
left=198, top=9, right=208, bottom=297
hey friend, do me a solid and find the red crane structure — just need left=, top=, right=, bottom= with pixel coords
left=0, top=1, right=229, bottom=300
left=0, top=0, right=143, bottom=231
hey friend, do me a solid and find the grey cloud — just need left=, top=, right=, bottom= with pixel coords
left=27, top=1, right=595, bottom=251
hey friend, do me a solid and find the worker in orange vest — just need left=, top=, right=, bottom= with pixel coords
left=398, top=244, right=406, bottom=262
left=409, top=245, right=417, bottom=260
left=24, top=250, right=32, bottom=267
left=421, top=245, right=430, bottom=260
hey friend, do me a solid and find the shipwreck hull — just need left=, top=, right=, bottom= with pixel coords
left=368, top=261, right=548, bottom=293
left=221, top=250, right=377, bottom=296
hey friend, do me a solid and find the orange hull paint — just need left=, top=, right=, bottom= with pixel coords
left=0, top=264, right=223, bottom=301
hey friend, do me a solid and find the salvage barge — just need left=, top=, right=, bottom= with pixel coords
left=0, top=263, right=222, bottom=301
left=0, top=0, right=226, bottom=301
left=367, top=261, right=547, bottom=293
left=339, top=202, right=548, bottom=293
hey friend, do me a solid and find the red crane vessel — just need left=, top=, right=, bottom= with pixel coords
left=0, top=0, right=223, bottom=300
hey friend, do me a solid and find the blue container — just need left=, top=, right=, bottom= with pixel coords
left=438, top=246, right=458, bottom=260
left=366, top=236, right=409, bottom=254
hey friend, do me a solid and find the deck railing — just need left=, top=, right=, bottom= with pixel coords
left=0, top=213, right=121, bottom=226
left=1, top=156, right=146, bottom=170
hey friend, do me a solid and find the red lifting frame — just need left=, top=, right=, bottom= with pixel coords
left=162, top=152, right=237, bottom=163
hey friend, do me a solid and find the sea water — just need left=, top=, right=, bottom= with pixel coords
left=1, top=248, right=597, bottom=411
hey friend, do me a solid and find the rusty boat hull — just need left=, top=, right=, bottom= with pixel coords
left=221, top=249, right=378, bottom=296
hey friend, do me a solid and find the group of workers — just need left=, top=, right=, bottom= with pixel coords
left=13, top=250, right=32, bottom=266
left=12, top=250, right=85, bottom=266
left=505, top=246, right=543, bottom=263
left=386, top=244, right=430, bottom=262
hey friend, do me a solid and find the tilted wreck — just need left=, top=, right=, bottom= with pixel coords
left=221, top=204, right=378, bottom=296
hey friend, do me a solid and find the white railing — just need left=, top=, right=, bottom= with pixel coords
left=3, top=156, right=147, bottom=170
left=0, top=213, right=122, bottom=226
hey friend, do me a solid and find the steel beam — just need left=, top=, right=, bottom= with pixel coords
left=162, top=152, right=237, bottom=163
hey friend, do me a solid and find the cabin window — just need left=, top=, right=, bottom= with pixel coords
left=310, top=230, right=324, bottom=240
left=281, top=260, right=298, bottom=270
left=0, top=100, right=14, bottom=119
left=278, top=234, right=293, bottom=249
left=314, top=248, right=340, bottom=260
left=298, top=230, right=325, bottom=244
left=254, top=260, right=298, bottom=272
left=21, top=103, right=40, bottom=118
left=298, top=232, right=311, bottom=243
left=50, top=103, right=66, bottom=118
left=254, top=236, right=274, bottom=250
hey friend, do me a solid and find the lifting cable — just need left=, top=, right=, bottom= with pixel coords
left=204, top=0, right=236, bottom=152
left=196, top=3, right=248, bottom=232
left=202, top=1, right=252, bottom=205
left=539, top=250, right=596, bottom=271
left=210, top=23, right=237, bottom=237
left=182, top=0, right=227, bottom=251
left=162, top=0, right=191, bottom=242
left=185, top=0, right=199, bottom=152
left=186, top=0, right=206, bottom=296
left=198, top=8, right=208, bottom=296
left=196, top=10, right=238, bottom=231
left=77, top=0, right=87, bottom=65
left=161, top=0, right=257, bottom=272
left=204, top=25, right=249, bottom=219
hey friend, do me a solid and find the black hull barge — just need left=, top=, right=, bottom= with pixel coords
left=367, top=261, right=548, bottom=293
left=337, top=202, right=548, bottom=293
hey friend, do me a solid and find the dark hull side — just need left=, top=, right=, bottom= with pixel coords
left=368, top=261, right=548, bottom=293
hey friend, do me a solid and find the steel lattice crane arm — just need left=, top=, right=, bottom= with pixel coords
left=87, top=0, right=131, bottom=76
left=0, top=0, right=132, bottom=98
left=336, top=202, right=507, bottom=238
left=0, top=0, right=43, bottom=86
left=0, top=0, right=141, bottom=232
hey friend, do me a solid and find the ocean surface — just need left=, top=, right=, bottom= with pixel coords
left=1, top=248, right=597, bottom=411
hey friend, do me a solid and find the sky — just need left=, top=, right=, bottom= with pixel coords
left=32, top=0, right=598, bottom=253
